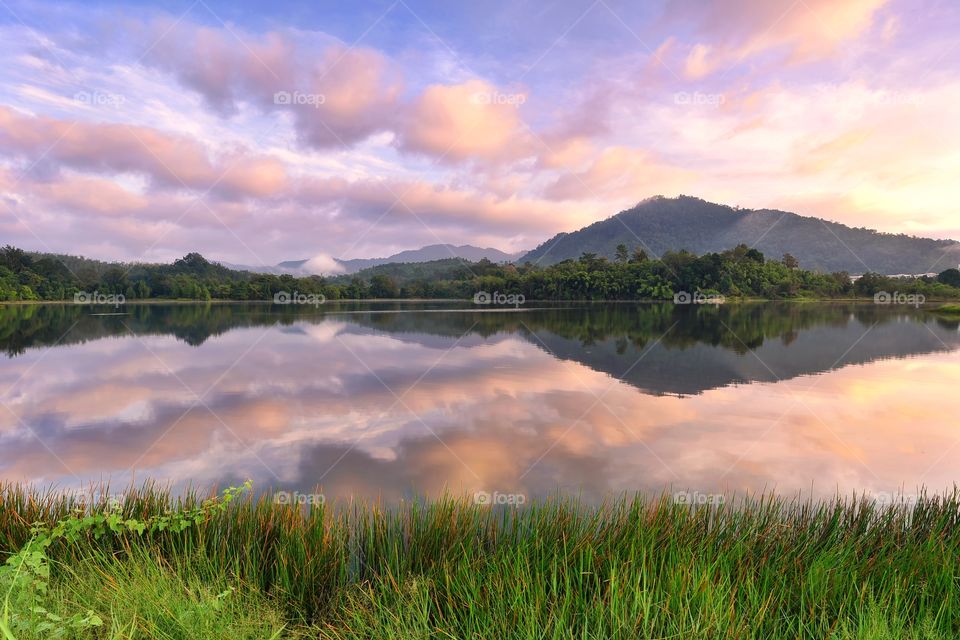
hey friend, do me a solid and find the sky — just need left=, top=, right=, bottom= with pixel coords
left=1, top=0, right=959, bottom=270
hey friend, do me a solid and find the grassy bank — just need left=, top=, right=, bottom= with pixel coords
left=2, top=484, right=960, bottom=639
left=931, top=304, right=960, bottom=317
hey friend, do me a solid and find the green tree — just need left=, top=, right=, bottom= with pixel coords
left=854, top=272, right=888, bottom=296
left=630, top=248, right=650, bottom=264
left=369, top=275, right=398, bottom=298
left=937, top=268, right=960, bottom=288
left=0, top=246, right=30, bottom=272
left=101, top=266, right=129, bottom=293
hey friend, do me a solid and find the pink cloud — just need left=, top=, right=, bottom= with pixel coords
left=140, top=22, right=537, bottom=160
left=33, top=175, right=148, bottom=215
left=293, top=45, right=404, bottom=148
left=665, top=0, right=889, bottom=77
left=536, top=137, right=595, bottom=170
left=145, top=21, right=298, bottom=114
left=218, top=154, right=289, bottom=199
left=0, top=106, right=289, bottom=199
left=295, top=174, right=591, bottom=234
left=4, top=2, right=958, bottom=263
left=144, top=22, right=403, bottom=148
left=398, top=80, right=531, bottom=163
left=544, top=146, right=693, bottom=201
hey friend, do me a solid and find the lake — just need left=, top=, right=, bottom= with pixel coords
left=1, top=301, right=958, bottom=503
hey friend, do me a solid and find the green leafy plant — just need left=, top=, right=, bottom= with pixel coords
left=0, top=481, right=251, bottom=638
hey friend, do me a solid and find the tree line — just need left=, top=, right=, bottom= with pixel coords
left=2, top=244, right=959, bottom=303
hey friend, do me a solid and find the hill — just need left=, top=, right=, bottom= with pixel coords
left=329, top=257, right=477, bottom=286
left=223, top=244, right=521, bottom=276
left=521, top=196, right=960, bottom=275
left=336, top=244, right=520, bottom=273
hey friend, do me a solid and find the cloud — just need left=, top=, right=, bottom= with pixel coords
left=303, top=254, right=345, bottom=275
left=140, top=21, right=536, bottom=161
left=2, top=1, right=959, bottom=263
left=144, top=21, right=298, bottom=115
left=0, top=106, right=289, bottom=200
left=544, top=146, right=693, bottom=201
left=665, top=0, right=889, bottom=77
left=295, top=175, right=594, bottom=235
left=218, top=154, right=289, bottom=198
left=143, top=22, right=403, bottom=148
left=624, top=78, right=960, bottom=235
left=536, top=137, right=596, bottom=170
left=1, top=163, right=595, bottom=264
left=291, top=46, right=404, bottom=148
left=31, top=174, right=148, bottom=215
left=684, top=44, right=714, bottom=79
left=398, top=79, right=531, bottom=163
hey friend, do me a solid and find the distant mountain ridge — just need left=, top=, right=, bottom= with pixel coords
left=222, top=244, right=522, bottom=276
left=521, top=196, right=960, bottom=275
left=335, top=244, right=522, bottom=273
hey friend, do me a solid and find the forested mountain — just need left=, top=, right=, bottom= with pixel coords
left=521, top=196, right=960, bottom=275
left=329, top=258, right=475, bottom=287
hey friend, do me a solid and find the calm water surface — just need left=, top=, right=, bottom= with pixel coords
left=1, top=301, right=958, bottom=501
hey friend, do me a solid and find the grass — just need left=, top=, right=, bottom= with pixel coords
left=20, top=548, right=291, bottom=639
left=931, top=304, right=960, bottom=317
left=2, top=484, right=960, bottom=638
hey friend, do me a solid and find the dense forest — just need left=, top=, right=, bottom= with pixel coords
left=2, top=244, right=960, bottom=303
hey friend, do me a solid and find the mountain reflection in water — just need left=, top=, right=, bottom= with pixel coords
left=1, top=301, right=958, bottom=502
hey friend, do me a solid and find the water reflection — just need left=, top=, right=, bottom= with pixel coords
left=0, top=302, right=958, bottom=501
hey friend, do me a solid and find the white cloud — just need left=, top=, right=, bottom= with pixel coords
left=303, top=254, right=345, bottom=275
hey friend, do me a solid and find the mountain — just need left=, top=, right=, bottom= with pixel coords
left=222, top=244, right=522, bottom=276
left=328, top=258, right=475, bottom=287
left=217, top=261, right=303, bottom=276
left=521, top=196, right=960, bottom=275
left=336, top=244, right=521, bottom=273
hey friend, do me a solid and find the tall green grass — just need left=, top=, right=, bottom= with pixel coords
left=14, top=548, right=292, bottom=640
left=932, top=304, right=960, bottom=316
left=2, top=484, right=959, bottom=638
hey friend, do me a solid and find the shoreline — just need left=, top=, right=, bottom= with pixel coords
left=3, top=296, right=960, bottom=306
